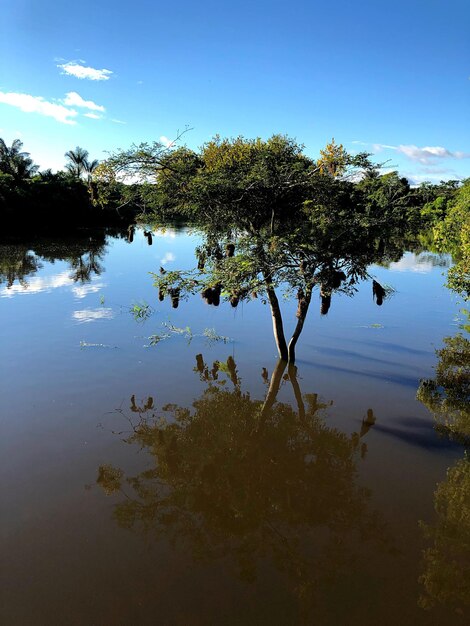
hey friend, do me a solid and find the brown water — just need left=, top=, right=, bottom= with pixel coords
left=1, top=226, right=468, bottom=625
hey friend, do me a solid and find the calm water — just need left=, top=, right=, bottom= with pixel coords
left=0, top=227, right=467, bottom=625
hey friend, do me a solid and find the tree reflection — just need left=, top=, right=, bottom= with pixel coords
left=98, top=355, right=387, bottom=620
left=417, top=333, right=470, bottom=444
left=417, top=322, right=470, bottom=615
left=0, top=231, right=113, bottom=291
left=418, top=457, right=470, bottom=615
left=67, top=249, right=105, bottom=283
left=0, top=245, right=42, bottom=288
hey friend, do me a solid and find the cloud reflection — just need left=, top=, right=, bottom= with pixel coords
left=160, top=252, right=175, bottom=265
left=388, top=252, right=450, bottom=273
left=0, top=271, right=72, bottom=297
left=72, top=308, right=114, bottom=323
left=0, top=271, right=105, bottom=299
left=72, top=282, right=106, bottom=299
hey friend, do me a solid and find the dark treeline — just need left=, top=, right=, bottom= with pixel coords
left=0, top=140, right=139, bottom=232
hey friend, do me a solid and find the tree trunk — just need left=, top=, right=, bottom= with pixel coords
left=265, top=280, right=289, bottom=360
left=287, top=287, right=312, bottom=363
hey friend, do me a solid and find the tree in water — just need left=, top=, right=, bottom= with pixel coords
left=152, top=217, right=402, bottom=363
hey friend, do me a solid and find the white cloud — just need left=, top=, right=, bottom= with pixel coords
left=111, top=118, right=126, bottom=124
left=59, top=62, right=113, bottom=81
left=371, top=142, right=470, bottom=165
left=372, top=143, right=397, bottom=152
left=405, top=171, right=464, bottom=185
left=0, top=91, right=77, bottom=125
left=63, top=91, right=105, bottom=111
left=83, top=112, right=103, bottom=120
left=160, top=135, right=174, bottom=148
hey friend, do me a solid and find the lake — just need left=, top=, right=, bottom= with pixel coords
left=0, top=225, right=468, bottom=625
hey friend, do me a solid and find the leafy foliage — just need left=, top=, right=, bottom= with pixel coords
left=0, top=138, right=38, bottom=181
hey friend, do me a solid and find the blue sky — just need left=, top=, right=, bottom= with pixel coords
left=1, top=0, right=469, bottom=183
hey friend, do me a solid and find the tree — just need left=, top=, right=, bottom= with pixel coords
left=0, top=138, right=38, bottom=182
left=97, top=133, right=380, bottom=234
left=317, top=137, right=348, bottom=177
left=64, top=146, right=99, bottom=182
left=84, top=157, right=99, bottom=183
left=432, top=179, right=470, bottom=299
left=65, top=146, right=89, bottom=178
left=97, top=134, right=325, bottom=231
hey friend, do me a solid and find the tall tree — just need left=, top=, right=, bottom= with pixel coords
left=64, top=146, right=93, bottom=179
left=0, top=138, right=38, bottom=181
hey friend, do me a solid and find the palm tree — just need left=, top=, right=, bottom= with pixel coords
left=65, top=147, right=99, bottom=184
left=64, top=146, right=90, bottom=179
left=84, top=158, right=99, bottom=183
left=0, top=138, right=38, bottom=181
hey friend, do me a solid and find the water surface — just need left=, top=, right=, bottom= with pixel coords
left=1, top=227, right=467, bottom=625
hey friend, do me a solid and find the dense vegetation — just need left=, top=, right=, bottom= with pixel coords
left=0, top=140, right=138, bottom=231
left=1, top=135, right=468, bottom=297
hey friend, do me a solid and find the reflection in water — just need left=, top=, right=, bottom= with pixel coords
left=1, top=270, right=72, bottom=298
left=72, top=307, right=114, bottom=323
left=388, top=251, right=451, bottom=273
left=418, top=457, right=470, bottom=616
left=0, top=245, right=42, bottom=289
left=1, top=222, right=465, bottom=623
left=417, top=321, right=470, bottom=616
left=417, top=333, right=470, bottom=445
left=0, top=230, right=115, bottom=296
left=71, top=281, right=106, bottom=299
left=68, top=250, right=105, bottom=283
left=98, top=355, right=388, bottom=621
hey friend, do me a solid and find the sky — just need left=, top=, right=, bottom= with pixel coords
left=1, top=0, right=469, bottom=183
